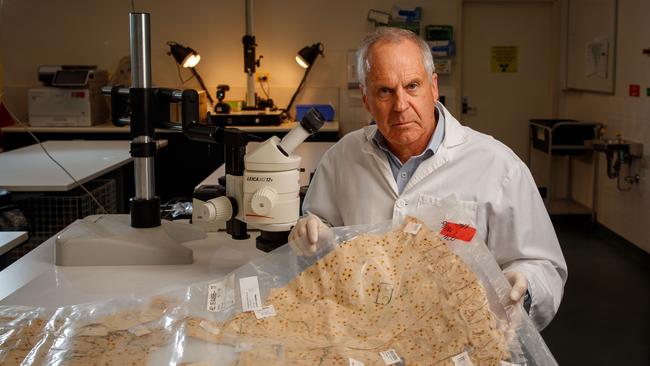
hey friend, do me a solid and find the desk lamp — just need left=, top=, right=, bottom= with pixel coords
left=285, top=42, right=324, bottom=120
left=167, top=41, right=215, bottom=107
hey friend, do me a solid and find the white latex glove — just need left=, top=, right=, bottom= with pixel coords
left=288, top=213, right=330, bottom=256
left=504, top=271, right=529, bottom=305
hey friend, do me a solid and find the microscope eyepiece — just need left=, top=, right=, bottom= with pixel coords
left=299, top=107, right=325, bottom=135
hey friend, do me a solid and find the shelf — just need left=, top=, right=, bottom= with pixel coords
left=1, top=121, right=340, bottom=134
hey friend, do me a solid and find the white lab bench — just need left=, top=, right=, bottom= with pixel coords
left=0, top=140, right=168, bottom=192
left=0, top=140, right=140, bottom=192
left=0, top=231, right=28, bottom=256
left=0, top=226, right=264, bottom=309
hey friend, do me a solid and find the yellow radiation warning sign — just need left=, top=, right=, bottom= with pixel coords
left=491, top=46, right=517, bottom=73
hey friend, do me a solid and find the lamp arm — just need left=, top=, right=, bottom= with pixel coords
left=284, top=63, right=314, bottom=120
left=190, top=67, right=215, bottom=107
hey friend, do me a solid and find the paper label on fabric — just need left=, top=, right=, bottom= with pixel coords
left=199, top=320, right=221, bottom=335
left=451, top=351, right=475, bottom=366
left=404, top=222, right=422, bottom=235
left=253, top=304, right=277, bottom=319
left=240, top=276, right=263, bottom=312
left=207, top=277, right=235, bottom=312
left=235, top=342, right=253, bottom=353
left=349, top=358, right=365, bottom=366
left=499, top=361, right=522, bottom=366
left=379, top=349, right=402, bottom=365
left=129, top=325, right=151, bottom=337
left=78, top=324, right=109, bottom=337
left=440, top=221, right=477, bottom=242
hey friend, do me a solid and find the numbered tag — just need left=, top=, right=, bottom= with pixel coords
left=379, top=349, right=402, bottom=365
left=240, top=276, right=262, bottom=312
left=499, top=361, right=522, bottom=366
left=404, top=222, right=422, bottom=235
left=199, top=320, right=221, bottom=335
left=254, top=304, right=277, bottom=319
left=207, top=276, right=235, bottom=312
left=452, top=351, right=474, bottom=366
left=129, top=325, right=151, bottom=337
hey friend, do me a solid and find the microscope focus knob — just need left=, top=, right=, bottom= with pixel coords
left=203, top=196, right=233, bottom=222
left=251, top=186, right=277, bottom=216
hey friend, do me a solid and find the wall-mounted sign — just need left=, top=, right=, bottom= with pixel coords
left=491, top=46, right=518, bottom=73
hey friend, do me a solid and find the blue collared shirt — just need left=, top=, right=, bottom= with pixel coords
left=372, top=104, right=445, bottom=194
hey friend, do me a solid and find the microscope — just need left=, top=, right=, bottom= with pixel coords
left=193, top=108, right=325, bottom=252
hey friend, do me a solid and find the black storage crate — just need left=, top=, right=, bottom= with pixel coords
left=10, top=179, right=117, bottom=260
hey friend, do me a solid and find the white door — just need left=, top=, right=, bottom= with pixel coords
left=461, top=1, right=556, bottom=162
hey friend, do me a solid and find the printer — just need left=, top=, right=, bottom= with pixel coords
left=28, top=65, right=108, bottom=127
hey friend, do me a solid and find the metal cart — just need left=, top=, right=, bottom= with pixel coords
left=528, top=119, right=601, bottom=223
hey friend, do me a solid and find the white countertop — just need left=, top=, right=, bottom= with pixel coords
left=0, top=222, right=264, bottom=310
left=0, top=231, right=28, bottom=255
left=0, top=140, right=166, bottom=192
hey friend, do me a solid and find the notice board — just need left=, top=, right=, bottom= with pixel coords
left=565, top=0, right=617, bottom=93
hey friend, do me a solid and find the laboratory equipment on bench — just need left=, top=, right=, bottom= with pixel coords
left=166, top=41, right=215, bottom=109
left=210, top=109, right=284, bottom=126
left=214, top=85, right=231, bottom=113
left=55, top=13, right=205, bottom=266
left=193, top=107, right=326, bottom=252
left=586, top=138, right=644, bottom=191
left=209, top=0, right=281, bottom=127
left=28, top=65, right=108, bottom=126
left=98, top=28, right=324, bottom=253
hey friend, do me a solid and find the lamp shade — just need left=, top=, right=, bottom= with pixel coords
left=295, top=43, right=323, bottom=69
left=168, top=42, right=201, bottom=68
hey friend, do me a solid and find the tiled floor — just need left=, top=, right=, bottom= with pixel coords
left=541, top=217, right=650, bottom=365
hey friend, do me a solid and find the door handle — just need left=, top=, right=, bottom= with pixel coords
left=461, top=96, right=477, bottom=115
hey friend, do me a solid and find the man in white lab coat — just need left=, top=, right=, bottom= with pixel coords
left=289, top=27, right=567, bottom=330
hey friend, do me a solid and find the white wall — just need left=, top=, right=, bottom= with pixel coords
left=560, top=0, right=650, bottom=252
left=0, top=0, right=460, bottom=135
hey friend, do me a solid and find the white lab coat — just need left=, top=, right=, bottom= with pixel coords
left=303, top=104, right=568, bottom=330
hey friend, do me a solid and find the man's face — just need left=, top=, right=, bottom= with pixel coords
left=362, top=39, right=439, bottom=154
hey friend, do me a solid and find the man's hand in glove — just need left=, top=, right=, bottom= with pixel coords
left=505, top=271, right=529, bottom=306
left=288, top=213, right=331, bottom=256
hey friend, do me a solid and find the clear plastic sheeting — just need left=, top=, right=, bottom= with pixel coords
left=1, top=199, right=558, bottom=365
left=0, top=306, right=47, bottom=366
left=22, top=294, right=187, bottom=365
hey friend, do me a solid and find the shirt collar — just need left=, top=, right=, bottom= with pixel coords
left=372, top=102, right=446, bottom=158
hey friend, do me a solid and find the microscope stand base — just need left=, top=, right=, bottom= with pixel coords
left=55, top=214, right=205, bottom=266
